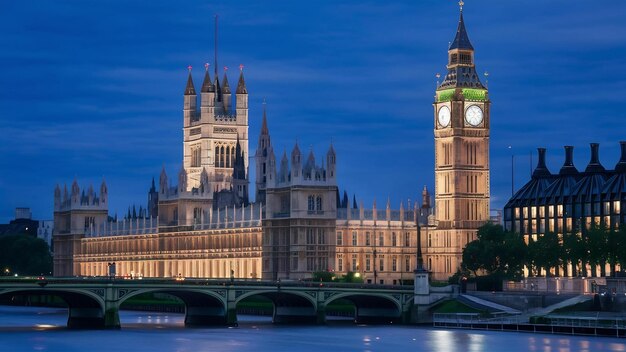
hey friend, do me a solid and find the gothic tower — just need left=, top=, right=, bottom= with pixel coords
left=431, top=3, right=490, bottom=279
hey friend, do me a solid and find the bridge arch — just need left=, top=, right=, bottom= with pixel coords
left=235, top=289, right=318, bottom=324
left=325, top=292, right=403, bottom=324
left=117, top=288, right=227, bottom=326
left=0, top=288, right=106, bottom=328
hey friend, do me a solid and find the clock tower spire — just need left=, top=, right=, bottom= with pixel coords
left=430, top=4, right=491, bottom=280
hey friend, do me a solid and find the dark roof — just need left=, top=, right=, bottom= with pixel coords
left=222, top=74, right=231, bottom=94
left=184, top=72, right=196, bottom=95
left=438, top=66, right=485, bottom=89
left=449, top=13, right=474, bottom=51
left=236, top=71, right=247, bottom=94
left=201, top=70, right=214, bottom=93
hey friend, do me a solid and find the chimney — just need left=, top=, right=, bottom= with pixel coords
left=585, top=143, right=605, bottom=173
left=559, top=146, right=578, bottom=175
left=532, top=148, right=551, bottom=178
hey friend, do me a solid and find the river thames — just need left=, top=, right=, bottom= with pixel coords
left=1, top=306, right=625, bottom=352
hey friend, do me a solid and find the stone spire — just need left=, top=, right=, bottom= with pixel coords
left=222, top=72, right=231, bottom=94
left=184, top=67, right=196, bottom=95
left=236, top=66, right=247, bottom=94
left=201, top=64, right=214, bottom=93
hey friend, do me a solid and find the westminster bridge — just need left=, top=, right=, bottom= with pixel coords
left=0, top=277, right=457, bottom=329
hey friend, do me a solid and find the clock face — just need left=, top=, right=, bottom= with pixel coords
left=465, top=105, right=484, bottom=127
left=437, top=106, right=451, bottom=127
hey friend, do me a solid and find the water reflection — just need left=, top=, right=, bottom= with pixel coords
left=0, top=306, right=625, bottom=352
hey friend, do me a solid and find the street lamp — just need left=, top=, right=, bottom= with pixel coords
left=509, top=145, right=515, bottom=196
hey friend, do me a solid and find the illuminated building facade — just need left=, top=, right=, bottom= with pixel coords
left=504, top=142, right=626, bottom=276
left=52, top=6, right=490, bottom=283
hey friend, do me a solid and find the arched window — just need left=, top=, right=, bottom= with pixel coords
left=308, top=195, right=315, bottom=211
left=214, top=147, right=219, bottom=168
left=231, top=146, right=236, bottom=167
left=226, top=146, right=231, bottom=168
left=220, top=146, right=225, bottom=167
left=316, top=196, right=322, bottom=211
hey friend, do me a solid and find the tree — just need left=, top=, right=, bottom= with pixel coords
left=562, top=231, right=585, bottom=277
left=530, top=233, right=560, bottom=276
left=586, top=225, right=609, bottom=277
left=0, top=235, right=53, bottom=276
left=460, top=223, right=526, bottom=280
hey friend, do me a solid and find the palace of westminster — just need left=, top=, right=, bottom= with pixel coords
left=52, top=8, right=493, bottom=283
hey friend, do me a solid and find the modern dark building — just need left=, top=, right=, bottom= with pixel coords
left=504, top=142, right=626, bottom=275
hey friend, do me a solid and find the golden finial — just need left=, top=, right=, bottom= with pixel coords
left=459, top=0, right=464, bottom=12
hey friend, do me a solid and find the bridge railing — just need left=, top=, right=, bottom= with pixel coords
left=0, top=277, right=414, bottom=290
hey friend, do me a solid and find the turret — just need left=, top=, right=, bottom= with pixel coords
left=304, top=149, right=316, bottom=180
left=87, top=184, right=94, bottom=205
left=71, top=179, right=80, bottom=204
left=255, top=102, right=271, bottom=203
left=326, top=142, right=336, bottom=180
left=183, top=66, right=197, bottom=126
left=267, top=147, right=277, bottom=188
left=100, top=179, right=108, bottom=206
left=178, top=166, right=187, bottom=193
left=222, top=71, right=231, bottom=113
left=63, top=184, right=68, bottom=203
left=279, top=151, right=289, bottom=184
left=54, top=185, right=61, bottom=210
left=200, top=63, right=215, bottom=119
left=236, top=65, right=248, bottom=124
left=421, top=185, right=431, bottom=209
left=159, top=167, right=168, bottom=195
left=147, top=177, right=158, bottom=218
left=291, top=142, right=302, bottom=182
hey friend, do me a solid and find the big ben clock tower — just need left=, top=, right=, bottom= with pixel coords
left=430, top=2, right=490, bottom=280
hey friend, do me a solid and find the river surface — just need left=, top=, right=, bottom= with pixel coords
left=0, top=306, right=625, bottom=352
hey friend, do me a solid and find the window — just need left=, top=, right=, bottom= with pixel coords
left=308, top=196, right=315, bottom=211
left=352, top=255, right=357, bottom=271
left=365, top=232, right=371, bottom=246
left=352, top=231, right=357, bottom=246
left=615, top=201, right=621, bottom=214
left=365, top=255, right=371, bottom=271
left=338, top=258, right=343, bottom=271
left=379, top=232, right=384, bottom=246
left=306, top=228, right=315, bottom=244
left=379, top=256, right=384, bottom=271
left=191, top=147, right=201, bottom=167
left=316, top=196, right=322, bottom=211
left=405, top=232, right=410, bottom=247
left=317, top=229, right=325, bottom=244
left=405, top=256, right=411, bottom=272
left=392, top=232, right=397, bottom=247
left=337, top=231, right=343, bottom=245
left=392, top=257, right=397, bottom=272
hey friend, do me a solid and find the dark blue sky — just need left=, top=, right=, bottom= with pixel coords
left=1, top=1, right=625, bottom=223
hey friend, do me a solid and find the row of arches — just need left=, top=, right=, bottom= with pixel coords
left=0, top=288, right=407, bottom=328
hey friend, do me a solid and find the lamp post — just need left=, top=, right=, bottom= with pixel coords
left=509, top=145, right=515, bottom=196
